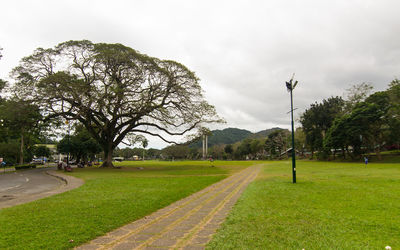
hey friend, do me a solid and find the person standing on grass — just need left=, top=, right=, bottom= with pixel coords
left=364, top=156, right=368, bottom=167
left=61, top=159, right=68, bottom=170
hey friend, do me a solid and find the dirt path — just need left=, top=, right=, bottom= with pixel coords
left=77, top=165, right=260, bottom=250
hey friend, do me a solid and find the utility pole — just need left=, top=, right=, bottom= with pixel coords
left=202, top=134, right=208, bottom=159
left=66, top=120, right=70, bottom=166
left=286, top=74, right=298, bottom=183
left=206, top=135, right=208, bottom=158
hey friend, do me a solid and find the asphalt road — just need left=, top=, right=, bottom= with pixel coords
left=0, top=167, right=63, bottom=206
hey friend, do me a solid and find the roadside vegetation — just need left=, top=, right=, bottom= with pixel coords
left=208, top=160, right=400, bottom=249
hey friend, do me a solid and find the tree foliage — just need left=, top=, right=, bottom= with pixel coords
left=0, top=79, right=6, bottom=93
left=300, top=96, right=344, bottom=157
left=224, top=144, right=233, bottom=155
left=386, top=79, right=400, bottom=147
left=34, top=146, right=51, bottom=158
left=344, top=82, right=373, bottom=112
left=12, top=40, right=221, bottom=167
left=113, top=147, right=161, bottom=159
left=325, top=94, right=389, bottom=159
left=0, top=99, right=42, bottom=164
left=57, top=124, right=102, bottom=163
left=162, top=145, right=190, bottom=159
left=264, top=130, right=290, bottom=159
left=321, top=82, right=396, bottom=160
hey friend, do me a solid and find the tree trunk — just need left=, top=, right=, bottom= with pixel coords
left=76, top=154, right=82, bottom=165
left=19, top=133, right=24, bottom=165
left=342, top=146, right=346, bottom=159
left=101, top=143, right=115, bottom=167
left=375, top=144, right=382, bottom=161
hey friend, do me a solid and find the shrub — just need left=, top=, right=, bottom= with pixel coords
left=15, top=164, right=37, bottom=170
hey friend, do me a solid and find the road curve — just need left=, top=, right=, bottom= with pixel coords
left=0, top=167, right=84, bottom=209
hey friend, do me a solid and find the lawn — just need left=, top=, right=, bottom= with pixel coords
left=0, top=160, right=248, bottom=249
left=208, top=161, right=400, bottom=249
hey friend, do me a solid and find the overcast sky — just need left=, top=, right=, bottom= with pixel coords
left=1, top=0, right=400, bottom=149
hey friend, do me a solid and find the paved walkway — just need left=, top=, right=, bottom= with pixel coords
left=77, top=165, right=260, bottom=250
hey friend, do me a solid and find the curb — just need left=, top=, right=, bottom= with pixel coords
left=46, top=170, right=84, bottom=190
left=45, top=170, right=68, bottom=184
left=0, top=170, right=84, bottom=209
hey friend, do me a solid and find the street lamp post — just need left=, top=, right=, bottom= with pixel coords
left=66, top=120, right=70, bottom=166
left=286, top=75, right=298, bottom=183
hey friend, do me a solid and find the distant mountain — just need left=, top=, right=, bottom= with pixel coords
left=189, top=128, right=252, bottom=148
left=247, top=127, right=286, bottom=139
left=189, top=127, right=287, bottom=148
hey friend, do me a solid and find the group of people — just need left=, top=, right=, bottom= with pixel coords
left=57, top=159, right=94, bottom=171
left=57, top=159, right=70, bottom=171
left=57, top=159, right=72, bottom=172
left=77, top=161, right=93, bottom=168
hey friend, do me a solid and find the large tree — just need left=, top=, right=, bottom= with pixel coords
left=325, top=92, right=390, bottom=159
left=359, top=91, right=390, bottom=159
left=344, top=82, right=374, bottom=113
left=0, top=99, right=42, bottom=164
left=264, top=129, right=289, bottom=159
left=300, top=96, right=344, bottom=158
left=387, top=79, right=400, bottom=148
left=12, top=40, right=220, bottom=167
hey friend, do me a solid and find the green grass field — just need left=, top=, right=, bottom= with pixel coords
left=1, top=160, right=399, bottom=249
left=0, top=161, right=248, bottom=249
left=208, top=161, right=400, bottom=249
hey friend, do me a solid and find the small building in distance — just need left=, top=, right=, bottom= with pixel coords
left=112, top=157, right=124, bottom=162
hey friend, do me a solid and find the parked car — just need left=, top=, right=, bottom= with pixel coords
left=31, top=158, right=44, bottom=164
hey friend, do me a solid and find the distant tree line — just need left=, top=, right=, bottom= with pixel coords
left=300, top=80, right=400, bottom=160
left=158, top=79, right=400, bottom=161
left=112, top=147, right=161, bottom=160
left=157, top=129, right=293, bottom=160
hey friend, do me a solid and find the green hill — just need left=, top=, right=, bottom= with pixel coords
left=247, top=127, right=286, bottom=139
left=189, top=127, right=288, bottom=148
left=189, top=128, right=252, bottom=148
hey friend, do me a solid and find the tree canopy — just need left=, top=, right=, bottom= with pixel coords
left=12, top=40, right=221, bottom=167
left=0, top=99, right=42, bottom=164
left=57, top=124, right=102, bottom=163
left=300, top=96, right=344, bottom=157
left=34, top=145, right=51, bottom=158
left=307, top=81, right=398, bottom=160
